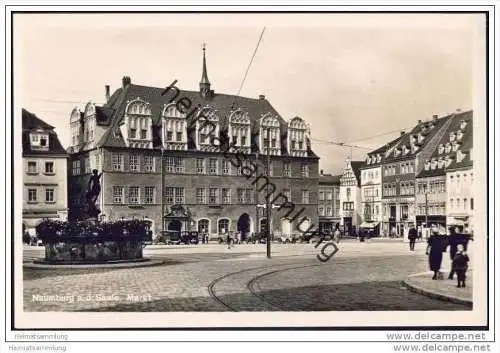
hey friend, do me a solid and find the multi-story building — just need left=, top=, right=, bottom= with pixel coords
left=445, top=112, right=474, bottom=233
left=22, top=109, right=68, bottom=237
left=67, top=47, right=320, bottom=240
left=415, top=110, right=473, bottom=234
left=339, top=158, right=363, bottom=235
left=317, top=171, right=341, bottom=233
left=374, top=114, right=455, bottom=237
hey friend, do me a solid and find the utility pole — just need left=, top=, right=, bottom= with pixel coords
left=255, top=149, right=260, bottom=239
left=265, top=126, right=272, bottom=259
left=161, top=147, right=165, bottom=239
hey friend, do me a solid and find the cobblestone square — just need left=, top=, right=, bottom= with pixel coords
left=23, top=242, right=471, bottom=312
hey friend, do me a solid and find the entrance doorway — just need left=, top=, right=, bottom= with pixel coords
left=343, top=217, right=352, bottom=235
left=237, top=213, right=251, bottom=241
left=167, top=219, right=182, bottom=234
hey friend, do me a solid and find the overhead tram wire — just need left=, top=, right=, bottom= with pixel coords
left=236, top=27, right=266, bottom=97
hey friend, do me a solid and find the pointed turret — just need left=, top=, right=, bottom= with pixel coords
left=200, top=43, right=211, bottom=97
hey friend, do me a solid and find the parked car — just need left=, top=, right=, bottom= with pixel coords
left=278, top=233, right=299, bottom=244
left=179, top=231, right=200, bottom=245
left=300, top=230, right=333, bottom=244
left=246, top=232, right=270, bottom=244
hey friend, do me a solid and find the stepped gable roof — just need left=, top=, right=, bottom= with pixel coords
left=319, top=174, right=342, bottom=185
left=22, top=108, right=67, bottom=156
left=416, top=110, right=473, bottom=178
left=96, top=82, right=318, bottom=157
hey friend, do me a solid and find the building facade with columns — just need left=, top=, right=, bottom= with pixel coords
left=22, top=109, right=68, bottom=237
left=67, top=47, right=320, bottom=240
left=339, top=159, right=363, bottom=235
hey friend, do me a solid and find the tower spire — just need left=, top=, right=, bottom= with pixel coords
left=200, top=43, right=211, bottom=97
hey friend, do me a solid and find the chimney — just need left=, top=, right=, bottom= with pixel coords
left=433, top=114, right=438, bottom=120
left=417, top=119, right=422, bottom=124
left=320, top=169, right=324, bottom=176
left=105, top=85, right=110, bottom=103
left=400, top=131, right=405, bottom=136
left=456, top=108, right=462, bottom=113
left=259, top=94, right=265, bottom=100
left=122, top=76, right=131, bottom=88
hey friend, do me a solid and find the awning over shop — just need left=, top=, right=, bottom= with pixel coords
left=360, top=222, right=380, bottom=229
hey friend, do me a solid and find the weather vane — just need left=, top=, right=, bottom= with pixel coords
left=202, top=42, right=206, bottom=51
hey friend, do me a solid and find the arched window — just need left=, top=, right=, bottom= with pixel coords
left=218, top=219, right=230, bottom=235
left=198, top=219, right=210, bottom=234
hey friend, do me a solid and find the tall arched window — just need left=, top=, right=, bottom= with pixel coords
left=198, top=219, right=210, bottom=234
left=218, top=219, right=230, bottom=234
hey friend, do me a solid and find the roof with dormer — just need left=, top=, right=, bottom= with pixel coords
left=362, top=113, right=456, bottom=170
left=22, top=108, right=67, bottom=157
left=83, top=81, right=318, bottom=158
left=417, top=110, right=473, bottom=177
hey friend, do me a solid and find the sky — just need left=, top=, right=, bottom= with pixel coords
left=14, top=13, right=482, bottom=174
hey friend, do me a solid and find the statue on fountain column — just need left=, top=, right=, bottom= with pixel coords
left=85, top=169, right=103, bottom=218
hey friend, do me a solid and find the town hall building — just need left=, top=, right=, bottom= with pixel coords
left=67, top=47, right=320, bottom=240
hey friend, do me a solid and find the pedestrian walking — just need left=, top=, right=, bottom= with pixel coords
left=408, top=227, right=418, bottom=251
left=426, top=230, right=447, bottom=280
left=452, top=244, right=470, bottom=288
left=447, top=226, right=460, bottom=279
left=226, top=231, right=232, bottom=249
left=334, top=228, right=341, bottom=244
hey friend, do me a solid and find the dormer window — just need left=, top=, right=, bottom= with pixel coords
left=445, top=143, right=452, bottom=154
left=196, top=106, right=220, bottom=152
left=162, top=103, right=188, bottom=151
left=261, top=113, right=281, bottom=156
left=417, top=133, right=425, bottom=144
left=449, top=132, right=456, bottom=142
left=437, top=158, right=445, bottom=168
left=228, top=109, right=251, bottom=154
left=431, top=159, right=438, bottom=170
left=288, top=116, right=308, bottom=157
left=452, top=142, right=460, bottom=152
left=456, top=130, right=464, bottom=141
left=460, top=120, right=468, bottom=130
left=410, top=135, right=417, bottom=145
left=445, top=156, right=453, bottom=168
left=424, top=160, right=431, bottom=171
left=438, top=144, right=444, bottom=154
left=394, top=148, right=401, bottom=157
left=30, top=133, right=49, bottom=150
left=377, top=154, right=382, bottom=163
left=402, top=145, right=409, bottom=155
left=124, top=98, right=153, bottom=149
left=366, top=156, right=371, bottom=164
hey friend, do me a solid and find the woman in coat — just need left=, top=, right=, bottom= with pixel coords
left=426, top=230, right=446, bottom=280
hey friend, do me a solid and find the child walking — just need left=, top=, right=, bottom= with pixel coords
left=452, top=244, right=470, bottom=288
